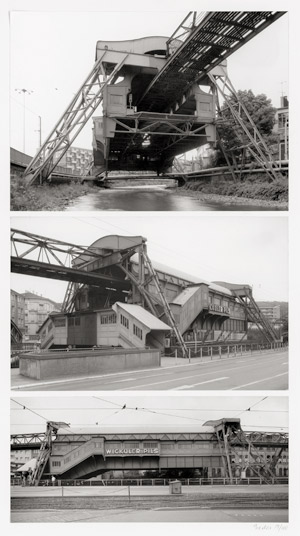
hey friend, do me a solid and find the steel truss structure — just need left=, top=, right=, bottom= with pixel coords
left=208, top=68, right=284, bottom=181
left=21, top=11, right=285, bottom=184
left=11, top=228, right=278, bottom=349
left=10, top=229, right=188, bottom=357
left=11, top=320, right=23, bottom=344
left=11, top=420, right=288, bottom=485
left=232, top=288, right=278, bottom=344
left=22, top=53, right=128, bottom=185
left=213, top=420, right=288, bottom=484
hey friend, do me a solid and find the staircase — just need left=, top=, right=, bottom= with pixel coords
left=57, top=438, right=105, bottom=475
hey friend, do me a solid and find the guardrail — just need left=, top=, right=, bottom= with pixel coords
left=166, top=341, right=288, bottom=360
left=11, top=476, right=288, bottom=487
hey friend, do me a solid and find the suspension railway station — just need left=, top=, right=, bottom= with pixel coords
left=11, top=228, right=281, bottom=381
left=20, top=11, right=286, bottom=187
left=10, top=418, right=288, bottom=486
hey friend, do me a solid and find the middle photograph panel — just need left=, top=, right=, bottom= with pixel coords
left=10, top=214, right=288, bottom=392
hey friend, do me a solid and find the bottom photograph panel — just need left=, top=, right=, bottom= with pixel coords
left=10, top=395, right=288, bottom=524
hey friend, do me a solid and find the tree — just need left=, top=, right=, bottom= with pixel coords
left=217, top=90, right=278, bottom=164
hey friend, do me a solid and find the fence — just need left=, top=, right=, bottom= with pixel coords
left=166, top=341, right=287, bottom=361
left=11, top=476, right=288, bottom=487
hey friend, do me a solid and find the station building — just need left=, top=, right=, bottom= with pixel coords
left=43, top=419, right=288, bottom=480
left=37, top=235, right=251, bottom=351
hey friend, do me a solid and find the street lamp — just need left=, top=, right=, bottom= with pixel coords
left=14, top=88, right=33, bottom=153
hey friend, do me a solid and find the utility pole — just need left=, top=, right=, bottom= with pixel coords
left=15, top=88, right=33, bottom=153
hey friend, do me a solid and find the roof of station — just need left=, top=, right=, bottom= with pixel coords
left=83, top=236, right=242, bottom=298
left=112, top=302, right=171, bottom=331
left=55, top=424, right=216, bottom=435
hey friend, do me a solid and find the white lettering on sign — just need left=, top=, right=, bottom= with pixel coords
left=105, top=447, right=159, bottom=455
left=209, top=304, right=230, bottom=314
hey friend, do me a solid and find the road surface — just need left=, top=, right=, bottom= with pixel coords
left=12, top=350, right=288, bottom=391
left=11, top=507, right=288, bottom=523
left=11, top=485, right=288, bottom=523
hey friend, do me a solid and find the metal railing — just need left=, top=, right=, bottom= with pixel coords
left=165, top=341, right=287, bottom=360
left=11, top=476, right=288, bottom=487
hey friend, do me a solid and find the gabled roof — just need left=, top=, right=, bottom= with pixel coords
left=113, top=302, right=171, bottom=331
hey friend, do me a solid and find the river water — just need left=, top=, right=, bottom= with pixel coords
left=65, top=185, right=285, bottom=212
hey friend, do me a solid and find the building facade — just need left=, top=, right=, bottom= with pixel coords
left=23, top=292, right=61, bottom=340
left=259, top=305, right=281, bottom=322
left=10, top=289, right=26, bottom=335
left=273, top=96, right=289, bottom=161
left=59, top=146, right=93, bottom=175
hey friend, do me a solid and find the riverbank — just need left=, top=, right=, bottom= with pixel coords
left=11, top=175, right=288, bottom=211
left=11, top=177, right=96, bottom=211
left=179, top=188, right=288, bottom=210
left=182, top=174, right=288, bottom=210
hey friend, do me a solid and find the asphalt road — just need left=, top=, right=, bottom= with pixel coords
left=11, top=507, right=288, bottom=523
left=11, top=485, right=288, bottom=523
left=13, top=350, right=288, bottom=391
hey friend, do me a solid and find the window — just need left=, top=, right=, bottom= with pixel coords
left=75, top=317, right=81, bottom=326
left=52, top=461, right=61, bottom=467
left=101, top=313, right=116, bottom=325
left=54, top=318, right=66, bottom=327
left=120, top=314, right=129, bottom=329
left=133, top=324, right=143, bottom=340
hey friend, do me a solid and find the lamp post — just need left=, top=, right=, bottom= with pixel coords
left=14, top=88, right=33, bottom=153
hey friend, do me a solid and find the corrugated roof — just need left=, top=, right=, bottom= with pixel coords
left=113, top=302, right=171, bottom=331
left=56, top=425, right=215, bottom=435
left=208, top=283, right=233, bottom=297
left=130, top=254, right=234, bottom=296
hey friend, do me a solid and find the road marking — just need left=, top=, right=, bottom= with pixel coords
left=12, top=350, right=288, bottom=390
left=230, top=372, right=288, bottom=390
left=171, top=377, right=229, bottom=390
left=282, top=362, right=288, bottom=365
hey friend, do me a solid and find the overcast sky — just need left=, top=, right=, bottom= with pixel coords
left=10, top=395, right=288, bottom=435
left=11, top=214, right=288, bottom=302
left=9, top=8, right=288, bottom=155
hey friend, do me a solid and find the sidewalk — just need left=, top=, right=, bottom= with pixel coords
left=11, top=484, right=288, bottom=498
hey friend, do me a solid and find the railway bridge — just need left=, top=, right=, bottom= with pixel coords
left=10, top=419, right=288, bottom=485
left=11, top=228, right=279, bottom=362
left=21, top=11, right=286, bottom=185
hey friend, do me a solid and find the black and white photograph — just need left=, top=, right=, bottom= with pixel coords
left=10, top=395, right=288, bottom=524
left=10, top=9, right=288, bottom=212
left=3, top=0, right=299, bottom=533
left=11, top=214, right=288, bottom=392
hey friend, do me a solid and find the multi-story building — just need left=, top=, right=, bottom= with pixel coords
left=259, top=304, right=281, bottom=322
left=23, top=292, right=61, bottom=340
left=60, top=146, right=93, bottom=175
left=273, top=96, right=289, bottom=161
left=11, top=448, right=41, bottom=469
left=10, top=289, right=25, bottom=335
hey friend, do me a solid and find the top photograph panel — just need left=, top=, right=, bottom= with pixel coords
left=10, top=11, right=288, bottom=212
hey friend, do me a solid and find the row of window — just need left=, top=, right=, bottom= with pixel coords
left=68, top=317, right=81, bottom=327
left=100, top=314, right=116, bottom=325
